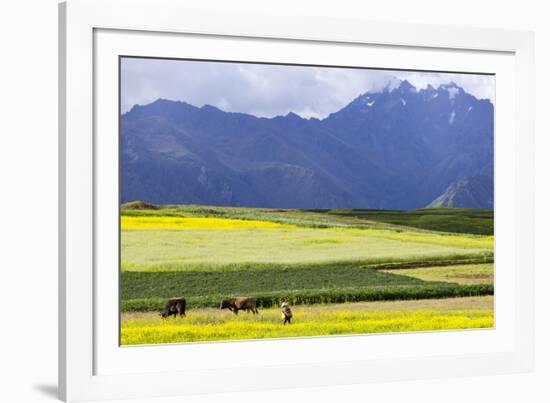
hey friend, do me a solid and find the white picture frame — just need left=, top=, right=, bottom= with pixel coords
left=59, top=0, right=534, bottom=401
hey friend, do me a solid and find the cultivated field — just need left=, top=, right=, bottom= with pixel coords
left=120, top=203, right=494, bottom=345
left=122, top=296, right=494, bottom=345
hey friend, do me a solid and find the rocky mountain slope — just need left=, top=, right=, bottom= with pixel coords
left=121, top=80, right=494, bottom=209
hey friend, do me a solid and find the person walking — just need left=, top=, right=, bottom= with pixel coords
left=281, top=302, right=293, bottom=325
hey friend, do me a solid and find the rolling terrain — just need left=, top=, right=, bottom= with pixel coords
left=120, top=203, right=494, bottom=344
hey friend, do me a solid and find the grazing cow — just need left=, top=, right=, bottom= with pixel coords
left=281, top=302, right=293, bottom=325
left=220, top=297, right=258, bottom=315
left=160, top=297, right=186, bottom=318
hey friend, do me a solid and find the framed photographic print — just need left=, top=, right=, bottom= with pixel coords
left=59, top=0, right=534, bottom=401
left=118, top=56, right=497, bottom=345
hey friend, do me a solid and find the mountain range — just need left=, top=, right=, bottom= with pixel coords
left=121, top=80, right=494, bottom=210
left=427, top=175, right=494, bottom=209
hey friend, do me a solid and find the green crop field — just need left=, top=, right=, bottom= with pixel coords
left=308, top=208, right=494, bottom=235
left=120, top=203, right=494, bottom=345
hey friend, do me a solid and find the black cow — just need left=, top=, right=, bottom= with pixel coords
left=220, top=297, right=258, bottom=315
left=160, top=297, right=186, bottom=318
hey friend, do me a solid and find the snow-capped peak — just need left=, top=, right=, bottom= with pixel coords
left=448, top=87, right=459, bottom=100
left=438, top=82, right=462, bottom=101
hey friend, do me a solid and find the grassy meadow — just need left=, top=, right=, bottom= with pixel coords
left=120, top=203, right=494, bottom=345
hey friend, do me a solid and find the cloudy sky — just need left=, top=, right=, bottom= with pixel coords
left=121, top=57, right=494, bottom=119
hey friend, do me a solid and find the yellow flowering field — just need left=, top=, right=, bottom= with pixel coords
left=122, top=215, right=298, bottom=230
left=121, top=297, right=494, bottom=345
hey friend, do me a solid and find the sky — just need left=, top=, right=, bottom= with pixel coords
left=121, top=57, right=495, bottom=119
